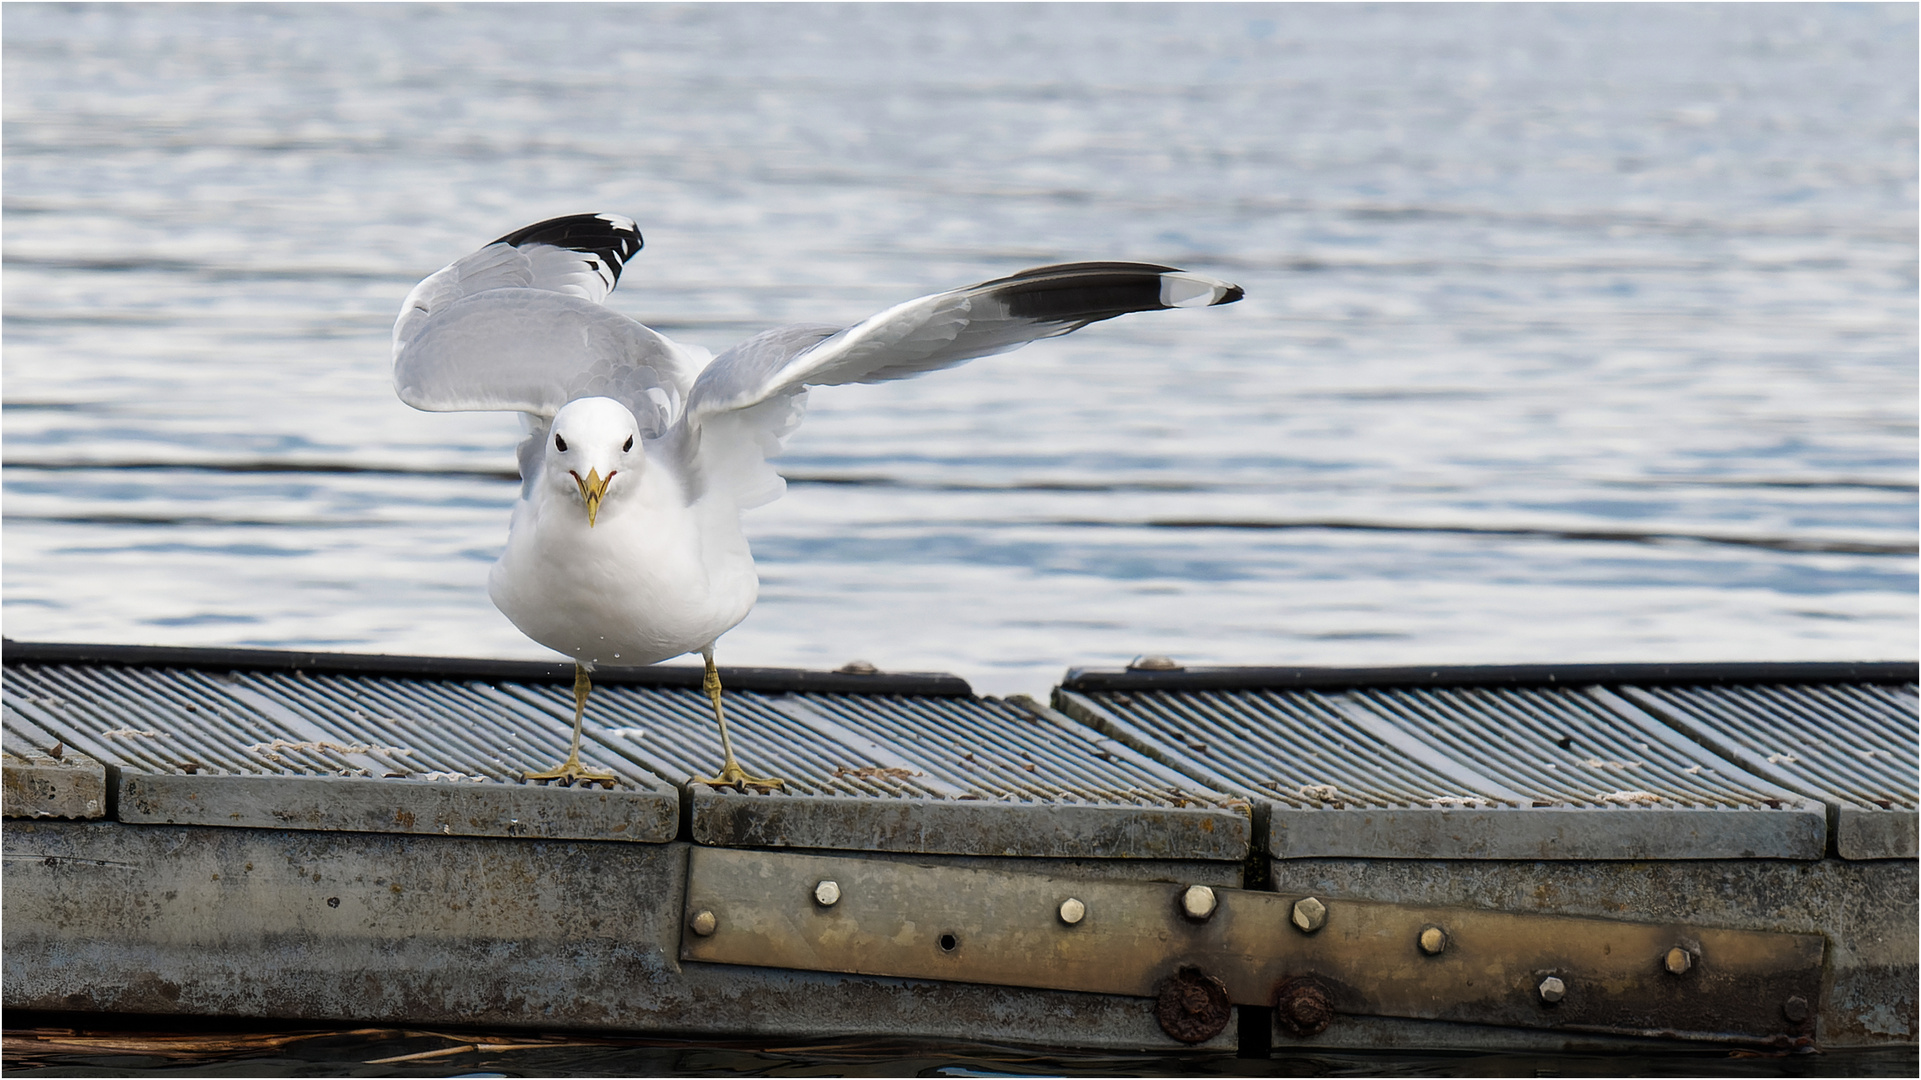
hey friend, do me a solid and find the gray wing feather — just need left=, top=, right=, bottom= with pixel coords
left=395, top=290, right=690, bottom=435
left=392, top=214, right=697, bottom=435
left=673, top=262, right=1241, bottom=508
left=685, top=262, right=1241, bottom=421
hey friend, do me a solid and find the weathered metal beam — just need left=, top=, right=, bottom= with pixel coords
left=1269, top=856, right=1918, bottom=1048
left=1, top=749, right=106, bottom=820
left=114, top=770, right=679, bottom=842
left=679, top=847, right=1825, bottom=1045
left=0, top=822, right=1236, bottom=1050
left=688, top=789, right=1248, bottom=860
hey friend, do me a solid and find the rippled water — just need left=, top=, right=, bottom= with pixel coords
left=5, top=3, right=1916, bottom=696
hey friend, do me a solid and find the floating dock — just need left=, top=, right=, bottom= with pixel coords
left=3, top=642, right=1914, bottom=1054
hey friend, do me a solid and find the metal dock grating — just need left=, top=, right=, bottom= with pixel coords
left=1056, top=662, right=1917, bottom=860
left=1, top=644, right=1250, bottom=861
left=519, top=679, right=1252, bottom=858
left=1618, top=681, right=1919, bottom=858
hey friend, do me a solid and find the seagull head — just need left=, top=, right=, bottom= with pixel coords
left=547, top=397, right=642, bottom=527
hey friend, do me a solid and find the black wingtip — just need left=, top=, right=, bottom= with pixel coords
left=491, top=213, right=644, bottom=282
left=1216, top=283, right=1245, bottom=305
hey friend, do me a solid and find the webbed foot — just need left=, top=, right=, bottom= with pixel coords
left=692, top=760, right=785, bottom=793
left=522, top=757, right=618, bottom=789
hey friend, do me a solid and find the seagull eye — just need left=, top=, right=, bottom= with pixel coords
left=623, top=436, right=634, bottom=452
left=554, top=434, right=568, bottom=452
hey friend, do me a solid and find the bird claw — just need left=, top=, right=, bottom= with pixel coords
left=521, top=760, right=618, bottom=788
left=693, top=762, right=785, bottom=793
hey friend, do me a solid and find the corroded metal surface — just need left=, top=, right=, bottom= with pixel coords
left=1268, top=856, right=1919, bottom=1048
left=1156, top=967, right=1232, bottom=1043
left=0, top=822, right=1234, bottom=1051
left=680, top=847, right=1824, bottom=1044
left=1057, top=680, right=1826, bottom=859
left=1619, top=682, right=1920, bottom=858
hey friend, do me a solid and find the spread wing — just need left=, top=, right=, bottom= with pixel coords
left=391, top=213, right=702, bottom=438
left=679, top=262, right=1243, bottom=508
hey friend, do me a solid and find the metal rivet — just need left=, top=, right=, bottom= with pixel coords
left=837, top=659, right=878, bottom=675
left=1058, top=897, right=1086, bottom=925
left=1181, top=884, right=1217, bottom=921
left=814, top=880, right=841, bottom=906
left=1664, top=946, right=1692, bottom=975
left=1782, top=995, right=1810, bottom=1023
left=689, top=909, right=717, bottom=936
left=1130, top=655, right=1183, bottom=671
left=1418, top=925, right=1447, bottom=955
left=1291, top=895, right=1327, bottom=934
left=1538, top=976, right=1566, bottom=1003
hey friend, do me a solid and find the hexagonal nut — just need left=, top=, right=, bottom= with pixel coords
left=1181, top=884, right=1217, bottom=921
left=814, top=879, right=841, bottom=907
left=1059, top=897, right=1086, bottom=925
left=1538, top=975, right=1566, bottom=1003
left=689, top=909, right=718, bottom=937
left=1418, top=925, right=1447, bottom=955
left=1290, top=895, right=1327, bottom=934
left=1664, top=946, right=1692, bottom=975
left=1782, top=995, right=1811, bottom=1024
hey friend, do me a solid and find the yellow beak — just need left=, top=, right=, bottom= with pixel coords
left=572, top=468, right=612, bottom=527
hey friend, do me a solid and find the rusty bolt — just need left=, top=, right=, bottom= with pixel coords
left=1782, top=996, right=1811, bottom=1023
left=1538, top=976, right=1566, bottom=1004
left=1291, top=896, right=1327, bottom=934
left=1273, top=975, right=1334, bottom=1037
left=688, top=909, right=717, bottom=936
left=1181, top=884, right=1218, bottom=921
left=1664, top=946, right=1692, bottom=975
left=1154, top=966, right=1231, bottom=1043
left=813, top=880, right=841, bottom=906
left=1418, top=925, right=1447, bottom=955
left=1058, top=897, right=1086, bottom=925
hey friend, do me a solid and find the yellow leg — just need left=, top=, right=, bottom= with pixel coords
left=522, top=663, right=618, bottom=788
left=689, top=648, right=783, bottom=792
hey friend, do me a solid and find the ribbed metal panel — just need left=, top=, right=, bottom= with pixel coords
left=1049, top=688, right=1509, bottom=809
left=1619, top=682, right=1920, bottom=858
left=3, top=662, right=681, bottom=842
left=1, top=647, right=1250, bottom=860
left=1347, top=686, right=1799, bottom=810
left=497, top=682, right=1250, bottom=859
left=1057, top=677, right=1829, bottom=860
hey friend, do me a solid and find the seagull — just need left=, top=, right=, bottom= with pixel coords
left=393, top=213, right=1243, bottom=790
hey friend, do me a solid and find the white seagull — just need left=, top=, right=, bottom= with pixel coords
left=393, top=213, right=1242, bottom=790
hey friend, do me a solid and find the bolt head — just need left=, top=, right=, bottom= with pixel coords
left=689, top=909, right=717, bottom=936
left=814, top=880, right=841, bottom=906
left=1291, top=895, right=1327, bottom=934
left=1664, top=946, right=1692, bottom=975
left=1059, top=897, right=1086, bottom=925
left=1782, top=995, right=1811, bottom=1023
left=1538, top=976, right=1566, bottom=1003
left=1418, top=925, right=1447, bottom=955
left=1181, top=884, right=1218, bottom=920
left=1130, top=655, right=1184, bottom=671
